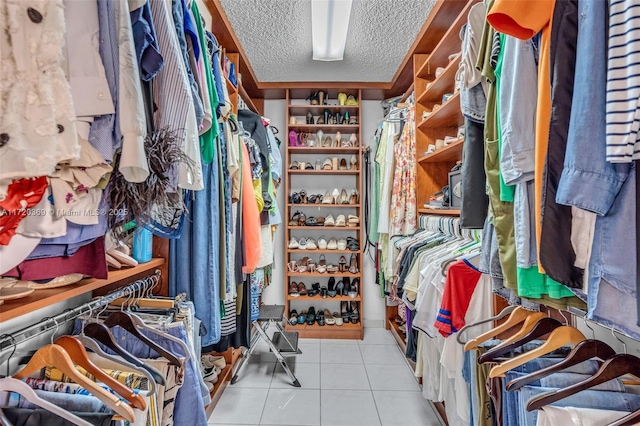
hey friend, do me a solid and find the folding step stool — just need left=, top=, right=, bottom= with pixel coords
left=231, top=305, right=302, bottom=387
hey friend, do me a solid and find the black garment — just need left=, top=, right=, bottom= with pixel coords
left=2, top=408, right=112, bottom=426
left=237, top=109, right=272, bottom=225
left=461, top=117, right=489, bottom=229
left=539, top=0, right=582, bottom=288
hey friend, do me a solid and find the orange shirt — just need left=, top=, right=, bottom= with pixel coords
left=241, top=142, right=261, bottom=274
left=488, top=0, right=555, bottom=273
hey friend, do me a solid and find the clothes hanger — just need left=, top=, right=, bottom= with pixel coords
left=13, top=345, right=135, bottom=422
left=478, top=317, right=563, bottom=364
left=526, top=353, right=640, bottom=411
left=457, top=305, right=518, bottom=344
left=464, top=307, right=541, bottom=351
left=53, top=336, right=146, bottom=410
left=0, top=377, right=93, bottom=426
left=506, top=339, right=616, bottom=391
left=0, top=408, right=11, bottom=426
left=489, top=326, right=586, bottom=378
left=83, top=322, right=165, bottom=385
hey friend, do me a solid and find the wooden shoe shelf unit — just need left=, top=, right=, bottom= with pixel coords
left=284, top=88, right=364, bottom=340
left=413, top=0, right=480, bottom=217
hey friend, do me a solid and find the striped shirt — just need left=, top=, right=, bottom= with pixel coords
left=606, top=0, right=640, bottom=162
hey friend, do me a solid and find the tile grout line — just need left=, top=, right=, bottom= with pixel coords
left=359, top=344, right=384, bottom=426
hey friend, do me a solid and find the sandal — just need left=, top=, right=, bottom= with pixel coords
left=298, top=211, right=307, bottom=226
left=290, top=192, right=302, bottom=204
left=348, top=254, right=359, bottom=274
left=338, top=256, right=347, bottom=272
left=317, top=255, right=327, bottom=274
left=337, top=239, right=347, bottom=251
left=332, top=157, right=339, bottom=170
left=347, top=215, right=359, bottom=227
left=308, top=258, right=317, bottom=273
left=335, top=215, right=346, bottom=227
left=346, top=237, right=359, bottom=251
left=324, top=214, right=335, bottom=226
left=348, top=278, right=359, bottom=298
left=289, top=130, right=298, bottom=146
left=289, top=282, right=299, bottom=296
left=287, top=261, right=299, bottom=272
left=289, top=211, right=303, bottom=226
left=324, top=136, right=333, bottom=147
left=299, top=257, right=310, bottom=273
left=321, top=191, right=334, bottom=204
left=339, top=189, right=349, bottom=205
left=341, top=302, right=350, bottom=324
left=326, top=264, right=339, bottom=274
left=349, top=302, right=360, bottom=324
left=346, top=95, right=358, bottom=106
left=349, top=133, right=358, bottom=146
left=300, top=190, right=308, bottom=204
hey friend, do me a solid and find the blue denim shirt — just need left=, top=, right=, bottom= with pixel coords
left=130, top=1, right=164, bottom=81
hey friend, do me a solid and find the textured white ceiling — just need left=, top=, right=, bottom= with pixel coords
left=219, top=0, right=437, bottom=82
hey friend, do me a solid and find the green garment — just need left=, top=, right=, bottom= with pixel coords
left=191, top=1, right=219, bottom=163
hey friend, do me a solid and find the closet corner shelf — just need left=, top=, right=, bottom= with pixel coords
left=288, top=104, right=360, bottom=116
left=416, top=54, right=461, bottom=104
left=288, top=124, right=360, bottom=133
left=238, top=84, right=259, bottom=114
left=0, top=258, right=165, bottom=323
left=288, top=147, right=361, bottom=155
left=399, top=83, right=415, bottom=103
left=285, top=321, right=363, bottom=339
left=388, top=319, right=407, bottom=352
left=288, top=170, right=360, bottom=176
left=417, top=138, right=464, bottom=163
left=204, top=364, right=232, bottom=417
left=418, top=208, right=460, bottom=216
left=226, top=78, right=238, bottom=95
left=417, top=92, right=462, bottom=129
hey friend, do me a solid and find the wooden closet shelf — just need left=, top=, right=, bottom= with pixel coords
left=287, top=294, right=362, bottom=302
left=287, top=203, right=361, bottom=208
left=226, top=78, right=238, bottom=95
left=287, top=271, right=361, bottom=278
left=285, top=322, right=363, bottom=339
left=288, top=170, right=360, bottom=175
left=288, top=147, right=361, bottom=155
left=416, top=0, right=480, bottom=75
left=288, top=249, right=360, bottom=254
left=288, top=105, right=360, bottom=116
left=418, top=138, right=464, bottom=163
left=416, top=54, right=461, bottom=103
left=289, top=225, right=361, bottom=230
left=418, top=208, right=461, bottom=216
left=288, top=124, right=360, bottom=133
left=0, top=258, right=165, bottom=323
left=417, top=92, right=463, bottom=129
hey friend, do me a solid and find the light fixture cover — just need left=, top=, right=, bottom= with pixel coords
left=312, top=0, right=353, bottom=61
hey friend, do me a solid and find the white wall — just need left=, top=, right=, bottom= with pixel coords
left=261, top=99, right=386, bottom=328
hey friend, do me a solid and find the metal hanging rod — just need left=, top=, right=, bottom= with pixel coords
left=0, top=271, right=162, bottom=355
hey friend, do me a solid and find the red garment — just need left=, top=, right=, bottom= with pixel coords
left=434, top=259, right=482, bottom=337
left=3, top=236, right=107, bottom=280
left=0, top=177, right=48, bottom=245
left=240, top=143, right=261, bottom=274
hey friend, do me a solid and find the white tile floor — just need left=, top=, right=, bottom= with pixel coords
left=208, top=328, right=443, bottom=426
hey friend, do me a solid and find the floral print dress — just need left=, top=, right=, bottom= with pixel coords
left=389, top=104, right=417, bottom=237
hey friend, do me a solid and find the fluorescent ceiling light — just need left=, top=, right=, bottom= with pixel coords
left=312, top=0, right=353, bottom=61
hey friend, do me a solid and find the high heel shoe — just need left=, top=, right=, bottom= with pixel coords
left=350, top=155, right=357, bottom=170
left=318, top=90, right=327, bottom=105
left=349, top=133, right=358, bottom=146
left=348, top=254, right=359, bottom=274
left=287, top=261, right=299, bottom=272
left=348, top=278, right=359, bottom=298
left=289, top=130, right=298, bottom=147
left=338, top=256, right=347, bottom=272
left=307, top=92, right=319, bottom=105
left=317, top=255, right=327, bottom=274
left=341, top=301, right=349, bottom=324
left=328, top=277, right=337, bottom=297
left=335, top=131, right=342, bottom=146
left=336, top=280, right=345, bottom=296
left=298, top=257, right=310, bottom=273
left=350, top=302, right=360, bottom=324
left=321, top=191, right=333, bottom=204
left=331, top=188, right=340, bottom=205
left=340, top=189, right=349, bottom=205
left=349, top=190, right=359, bottom=205
left=300, top=190, right=308, bottom=204
left=317, top=129, right=325, bottom=146
left=339, top=158, right=347, bottom=170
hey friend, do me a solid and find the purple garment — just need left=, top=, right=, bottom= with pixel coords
left=130, top=1, right=164, bottom=81
left=4, top=237, right=108, bottom=280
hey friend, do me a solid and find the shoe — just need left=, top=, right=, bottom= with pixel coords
left=324, top=214, right=335, bottom=226
left=287, top=261, right=299, bottom=272
left=318, top=237, right=328, bottom=250
left=308, top=282, right=320, bottom=297
left=346, top=237, right=360, bottom=251
left=305, top=216, right=317, bottom=226
left=348, top=278, right=359, bottom=298
left=298, top=282, right=308, bottom=296
left=350, top=155, right=357, bottom=170
left=328, top=277, right=337, bottom=297
left=307, top=307, right=316, bottom=325
left=322, top=158, right=332, bottom=170
left=348, top=116, right=358, bottom=125
left=345, top=95, right=358, bottom=106
left=327, top=238, right=338, bottom=250
left=307, top=92, right=319, bottom=105
left=315, top=159, right=322, bottom=170
left=331, top=188, right=340, bottom=204
left=298, top=238, right=307, bottom=250
left=349, top=190, right=359, bottom=205
left=299, top=190, right=308, bottom=204
left=289, top=310, right=298, bottom=325
left=333, top=312, right=343, bottom=326
left=324, top=136, right=333, bottom=147
left=290, top=161, right=300, bottom=170
left=317, top=309, right=326, bottom=326
left=306, top=133, right=316, bottom=147
left=348, top=254, right=359, bottom=274
left=341, top=301, right=350, bottom=323
left=339, top=158, right=347, bottom=170
left=318, top=90, right=327, bottom=105
left=340, top=189, right=349, bottom=204
left=349, top=133, right=358, bottom=146
left=335, top=215, right=346, bottom=227
left=336, top=279, right=345, bottom=296
left=321, top=191, right=334, bottom=204
left=317, top=129, right=325, bottom=146
left=201, top=354, right=226, bottom=370
left=316, top=216, right=325, bottom=226
left=289, top=282, right=299, bottom=296
left=332, top=157, right=338, bottom=170
left=325, top=309, right=336, bottom=325
left=298, top=310, right=307, bottom=324
left=289, top=130, right=298, bottom=147
left=317, top=255, right=327, bottom=274
left=323, top=108, right=331, bottom=124
left=320, top=285, right=328, bottom=298
left=335, top=131, right=342, bottom=145
left=288, top=237, right=299, bottom=249
left=338, top=256, right=347, bottom=271
left=347, top=215, right=359, bottom=227
left=338, top=92, right=347, bottom=105
left=298, top=257, right=310, bottom=273
left=350, top=302, right=360, bottom=324
left=306, top=111, right=314, bottom=124
left=337, top=238, right=347, bottom=250
left=307, top=239, right=317, bottom=250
